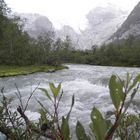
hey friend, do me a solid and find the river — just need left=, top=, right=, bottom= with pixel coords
left=0, top=64, right=140, bottom=139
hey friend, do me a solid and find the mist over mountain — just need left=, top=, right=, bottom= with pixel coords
left=55, top=25, right=80, bottom=48
left=18, top=4, right=129, bottom=49
left=19, top=13, right=54, bottom=37
left=78, top=5, right=128, bottom=49
left=109, top=2, right=140, bottom=41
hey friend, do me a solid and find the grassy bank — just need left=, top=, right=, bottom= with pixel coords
left=0, top=65, right=67, bottom=77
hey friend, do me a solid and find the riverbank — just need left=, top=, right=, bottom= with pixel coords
left=0, top=65, right=67, bottom=77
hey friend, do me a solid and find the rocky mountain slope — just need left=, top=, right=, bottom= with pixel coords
left=109, top=2, right=140, bottom=41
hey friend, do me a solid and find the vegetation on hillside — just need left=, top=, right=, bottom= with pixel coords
left=58, top=35, right=140, bottom=67
left=84, top=36, right=140, bottom=67
left=0, top=0, right=74, bottom=67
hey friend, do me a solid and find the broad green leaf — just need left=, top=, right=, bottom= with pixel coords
left=38, top=88, right=52, bottom=101
left=61, top=117, right=70, bottom=140
left=49, top=83, right=61, bottom=97
left=109, top=75, right=122, bottom=110
left=49, top=83, right=56, bottom=97
left=118, top=79, right=124, bottom=101
left=90, top=107, right=107, bottom=140
left=76, top=121, right=90, bottom=140
left=128, top=74, right=140, bottom=93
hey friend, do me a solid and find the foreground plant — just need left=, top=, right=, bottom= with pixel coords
left=0, top=82, right=74, bottom=140
left=37, top=83, right=74, bottom=140
left=105, top=74, right=140, bottom=139
left=0, top=73, right=140, bottom=140
left=76, top=73, right=140, bottom=140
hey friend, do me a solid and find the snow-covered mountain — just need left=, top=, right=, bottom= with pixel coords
left=18, top=4, right=129, bottom=49
left=109, top=2, right=140, bottom=41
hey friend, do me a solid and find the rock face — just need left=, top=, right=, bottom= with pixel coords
left=109, top=2, right=140, bottom=41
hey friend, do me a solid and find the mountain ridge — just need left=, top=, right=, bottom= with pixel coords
left=18, top=5, right=129, bottom=49
left=109, top=2, right=140, bottom=41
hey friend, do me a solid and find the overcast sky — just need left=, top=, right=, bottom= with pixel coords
left=5, top=0, right=140, bottom=31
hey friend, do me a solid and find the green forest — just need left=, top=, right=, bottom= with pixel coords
left=81, top=36, right=140, bottom=67
left=1, top=0, right=140, bottom=72
left=0, top=0, right=72, bottom=66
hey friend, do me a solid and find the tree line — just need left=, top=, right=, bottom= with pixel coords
left=1, top=0, right=140, bottom=67
left=55, top=34, right=140, bottom=67
left=0, top=0, right=75, bottom=66
left=81, top=35, right=140, bottom=67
